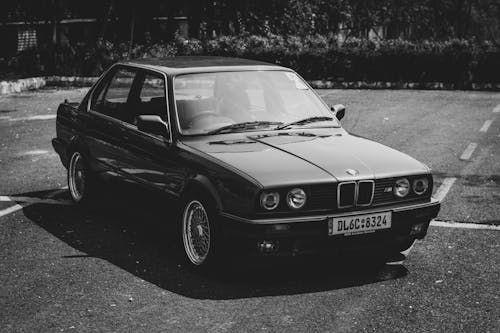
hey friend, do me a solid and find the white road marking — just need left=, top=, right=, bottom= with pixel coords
left=18, top=150, right=49, bottom=156
left=0, top=203, right=28, bottom=218
left=433, top=177, right=457, bottom=202
left=479, top=119, right=493, bottom=132
left=493, top=104, right=500, bottom=113
left=8, top=114, right=56, bottom=122
left=0, top=189, right=69, bottom=219
left=460, top=142, right=478, bottom=160
left=0, top=195, right=72, bottom=205
left=431, top=220, right=500, bottom=231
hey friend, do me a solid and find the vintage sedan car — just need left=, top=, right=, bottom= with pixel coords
left=52, top=57, right=440, bottom=268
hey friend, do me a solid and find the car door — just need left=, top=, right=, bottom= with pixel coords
left=86, top=66, right=139, bottom=179
left=113, top=69, right=186, bottom=197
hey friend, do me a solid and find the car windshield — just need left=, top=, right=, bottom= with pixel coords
left=174, top=71, right=339, bottom=135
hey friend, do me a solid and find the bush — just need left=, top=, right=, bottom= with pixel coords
left=4, top=35, right=500, bottom=87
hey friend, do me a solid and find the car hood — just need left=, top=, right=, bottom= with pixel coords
left=182, top=129, right=428, bottom=187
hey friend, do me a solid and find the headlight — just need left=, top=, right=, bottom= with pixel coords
left=394, top=178, right=410, bottom=198
left=286, top=188, right=307, bottom=209
left=413, top=178, right=429, bottom=195
left=260, top=192, right=280, bottom=210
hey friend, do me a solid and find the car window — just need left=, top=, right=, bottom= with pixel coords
left=90, top=68, right=137, bottom=123
left=174, top=71, right=336, bottom=135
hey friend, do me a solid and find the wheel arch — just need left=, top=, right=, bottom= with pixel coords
left=66, top=136, right=90, bottom=161
left=181, top=174, right=223, bottom=212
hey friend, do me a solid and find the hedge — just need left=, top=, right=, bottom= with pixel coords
left=4, top=35, right=500, bottom=88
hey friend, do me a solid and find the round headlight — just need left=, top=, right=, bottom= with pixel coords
left=260, top=192, right=280, bottom=210
left=413, top=178, right=429, bottom=195
left=286, top=188, right=307, bottom=210
left=394, top=178, right=410, bottom=198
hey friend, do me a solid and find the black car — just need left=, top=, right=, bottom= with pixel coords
left=52, top=56, right=440, bottom=268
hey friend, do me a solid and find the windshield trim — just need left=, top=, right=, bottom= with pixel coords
left=172, top=69, right=338, bottom=137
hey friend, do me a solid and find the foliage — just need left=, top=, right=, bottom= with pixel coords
left=6, top=35, right=500, bottom=86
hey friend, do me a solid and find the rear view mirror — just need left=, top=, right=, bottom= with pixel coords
left=331, top=104, right=346, bottom=121
left=136, top=115, right=170, bottom=138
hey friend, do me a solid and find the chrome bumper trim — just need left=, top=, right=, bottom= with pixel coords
left=221, top=198, right=441, bottom=225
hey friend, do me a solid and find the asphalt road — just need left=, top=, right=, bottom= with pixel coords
left=0, top=88, right=499, bottom=332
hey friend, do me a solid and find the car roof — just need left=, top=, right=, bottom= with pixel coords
left=121, top=56, right=289, bottom=76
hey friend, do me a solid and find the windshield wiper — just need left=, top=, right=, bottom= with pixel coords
left=275, top=116, right=336, bottom=130
left=207, top=121, right=283, bottom=135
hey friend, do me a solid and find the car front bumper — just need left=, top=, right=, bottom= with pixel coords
left=219, top=199, right=441, bottom=258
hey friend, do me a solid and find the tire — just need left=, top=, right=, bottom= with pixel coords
left=180, top=194, right=219, bottom=268
left=67, top=151, right=99, bottom=206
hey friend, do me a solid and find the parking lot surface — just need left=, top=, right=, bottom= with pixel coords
left=0, top=88, right=499, bottom=332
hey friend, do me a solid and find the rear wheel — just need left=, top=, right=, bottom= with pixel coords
left=181, top=196, right=218, bottom=268
left=68, top=151, right=98, bottom=205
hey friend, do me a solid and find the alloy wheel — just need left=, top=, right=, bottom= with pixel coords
left=182, top=200, right=211, bottom=265
left=68, top=152, right=86, bottom=202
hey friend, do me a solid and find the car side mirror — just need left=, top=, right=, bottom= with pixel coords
left=331, top=104, right=346, bottom=121
left=136, top=115, right=170, bottom=138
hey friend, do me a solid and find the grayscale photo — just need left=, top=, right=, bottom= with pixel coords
left=0, top=1, right=499, bottom=332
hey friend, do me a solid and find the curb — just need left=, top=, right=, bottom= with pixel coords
left=44, top=76, right=99, bottom=87
left=0, top=77, right=46, bottom=95
left=0, top=76, right=98, bottom=95
left=2, top=76, right=500, bottom=95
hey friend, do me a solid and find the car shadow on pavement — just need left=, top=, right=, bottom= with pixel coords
left=21, top=185, right=408, bottom=300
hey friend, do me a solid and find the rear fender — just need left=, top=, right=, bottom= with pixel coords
left=66, top=136, right=91, bottom=162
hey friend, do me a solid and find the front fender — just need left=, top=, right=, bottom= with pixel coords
left=183, top=174, right=224, bottom=211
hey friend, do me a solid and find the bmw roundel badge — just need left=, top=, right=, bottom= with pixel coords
left=346, top=169, right=359, bottom=176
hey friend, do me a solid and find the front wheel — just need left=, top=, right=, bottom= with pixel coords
left=181, top=197, right=217, bottom=267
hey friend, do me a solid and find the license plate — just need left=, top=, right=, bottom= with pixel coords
left=328, top=212, right=392, bottom=236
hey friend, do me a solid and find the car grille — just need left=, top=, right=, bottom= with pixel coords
left=337, top=180, right=374, bottom=208
left=373, top=178, right=397, bottom=205
left=357, top=181, right=374, bottom=206
left=307, top=184, right=337, bottom=209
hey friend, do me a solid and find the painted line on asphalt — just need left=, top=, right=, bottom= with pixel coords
left=0, top=195, right=72, bottom=205
left=0, top=203, right=29, bottom=218
left=7, top=114, right=56, bottom=122
left=493, top=104, right=500, bottom=113
left=479, top=119, right=493, bottom=133
left=431, top=220, right=500, bottom=231
left=433, top=177, right=457, bottom=202
left=460, top=142, right=477, bottom=160
left=0, top=189, right=69, bottom=219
